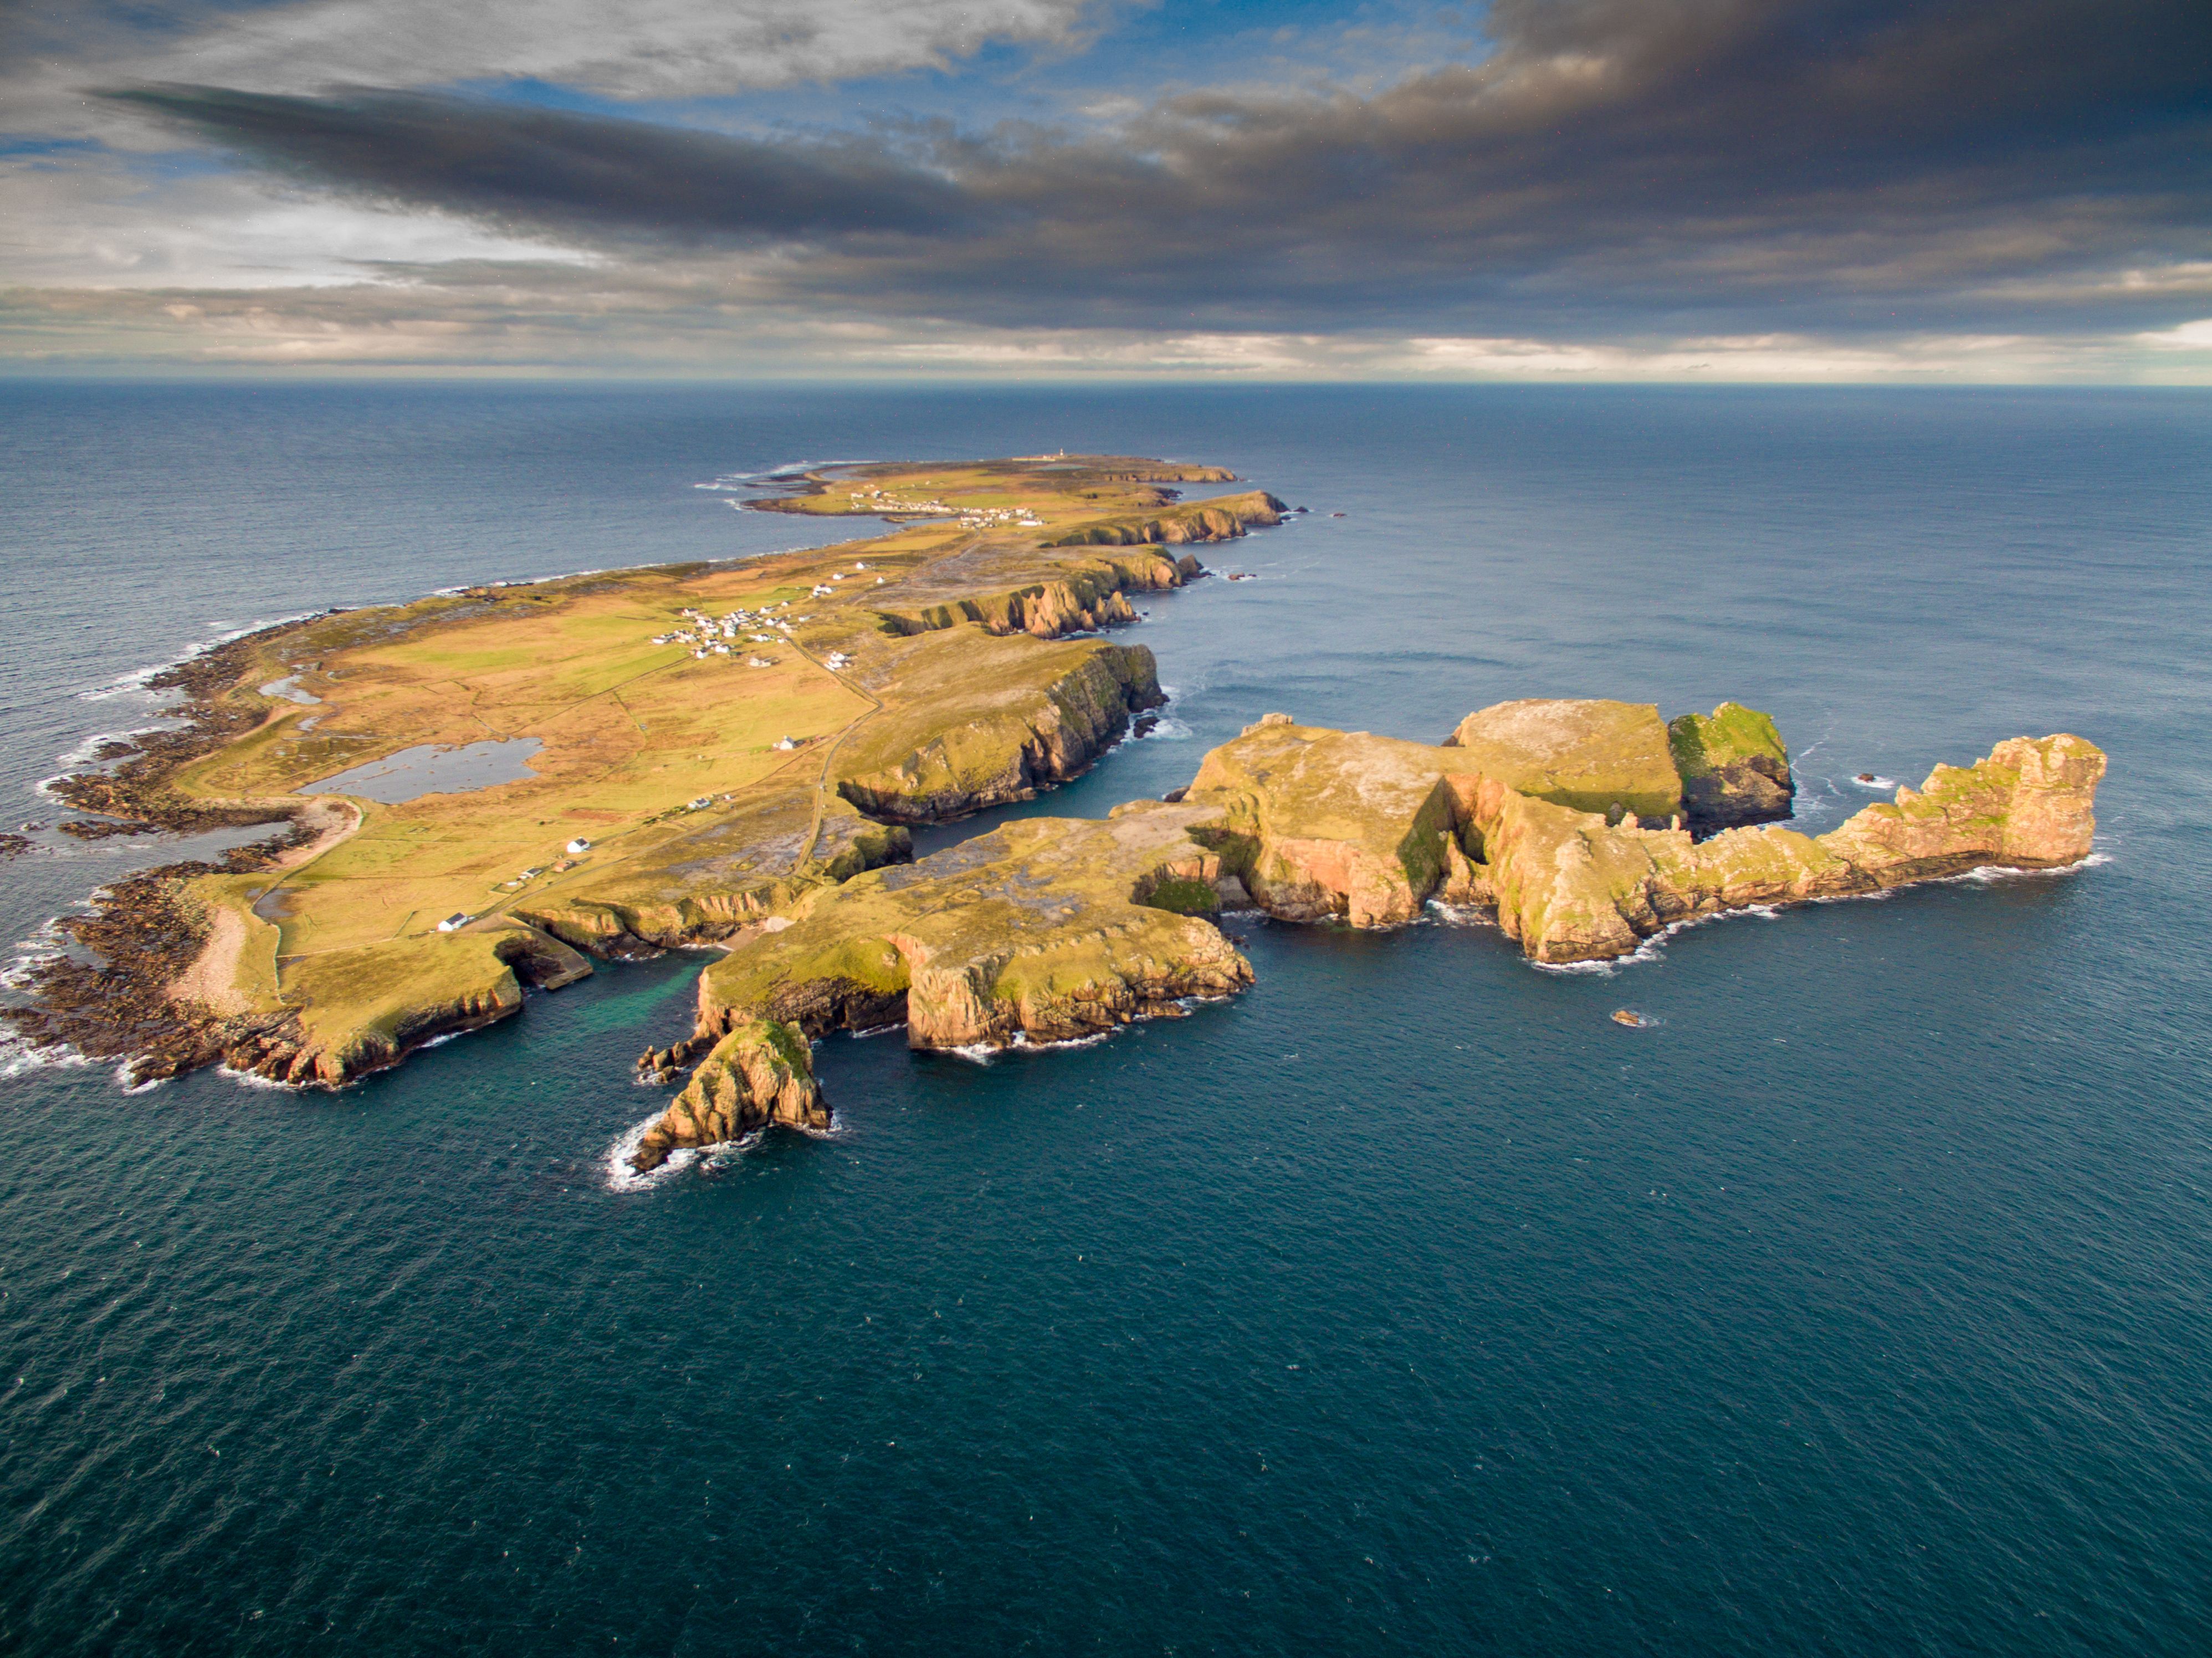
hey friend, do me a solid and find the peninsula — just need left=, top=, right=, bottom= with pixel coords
left=8, top=456, right=2105, bottom=1174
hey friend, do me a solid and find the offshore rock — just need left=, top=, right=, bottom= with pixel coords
left=1668, top=703, right=1795, bottom=832
left=631, top=1020, right=826, bottom=1173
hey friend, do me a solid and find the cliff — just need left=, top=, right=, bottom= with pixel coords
left=516, top=792, right=910, bottom=958
left=1465, top=733, right=2105, bottom=962
left=875, top=549, right=1200, bottom=641
left=631, top=1020, right=826, bottom=1172
left=629, top=801, right=1255, bottom=1164
left=1044, top=491, right=1286, bottom=547
left=1180, top=700, right=1703, bottom=928
left=1182, top=723, right=1463, bottom=926
left=1668, top=702, right=1795, bottom=832
left=689, top=802, right=1252, bottom=1045
left=1442, top=699, right=1682, bottom=822
left=836, top=640, right=1165, bottom=822
left=1174, top=714, right=2102, bottom=964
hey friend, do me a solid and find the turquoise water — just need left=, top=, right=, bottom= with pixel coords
left=3, top=384, right=2209, bottom=1654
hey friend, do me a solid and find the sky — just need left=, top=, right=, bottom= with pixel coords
left=2, top=0, right=2209, bottom=380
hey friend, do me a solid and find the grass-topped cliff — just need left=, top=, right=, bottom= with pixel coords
left=8, top=451, right=2107, bottom=1177
left=11, top=455, right=1271, bottom=1087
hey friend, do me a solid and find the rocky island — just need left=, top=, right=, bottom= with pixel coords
left=6, top=455, right=2106, bottom=1175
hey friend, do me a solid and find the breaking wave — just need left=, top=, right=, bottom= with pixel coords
left=1529, top=904, right=1785, bottom=976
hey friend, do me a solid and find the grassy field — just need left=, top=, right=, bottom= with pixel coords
left=146, top=456, right=1263, bottom=1069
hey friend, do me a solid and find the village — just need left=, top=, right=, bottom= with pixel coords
left=647, top=561, right=885, bottom=664
left=844, top=485, right=1043, bottom=530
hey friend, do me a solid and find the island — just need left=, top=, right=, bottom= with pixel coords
left=7, top=456, right=2106, bottom=1176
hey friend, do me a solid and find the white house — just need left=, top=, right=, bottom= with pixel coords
left=566, top=837, right=591, bottom=854
left=437, top=913, right=471, bottom=932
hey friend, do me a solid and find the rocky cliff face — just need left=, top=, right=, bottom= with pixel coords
left=217, top=918, right=597, bottom=1086
left=1466, top=734, right=2106, bottom=962
left=1182, top=704, right=1699, bottom=929
left=631, top=1020, right=826, bottom=1173
left=837, top=644, right=1166, bottom=822
left=1176, top=715, right=2103, bottom=964
left=1183, top=724, right=1462, bottom=927
left=517, top=795, right=912, bottom=959
left=1667, top=703, right=1795, bottom=832
left=879, top=551, right=1196, bottom=641
left=1442, top=700, right=1682, bottom=822
left=644, top=804, right=1256, bottom=1158
left=1819, top=735, right=2105, bottom=881
left=1044, top=492, right=1285, bottom=547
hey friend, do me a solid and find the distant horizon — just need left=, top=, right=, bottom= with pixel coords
left=6, top=370, right=2211, bottom=390
left=3, top=1, right=2206, bottom=381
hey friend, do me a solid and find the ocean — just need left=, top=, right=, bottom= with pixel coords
left=2, top=381, right=2208, bottom=1655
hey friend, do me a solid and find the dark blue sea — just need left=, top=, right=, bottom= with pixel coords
left=2, top=382, right=2209, bottom=1655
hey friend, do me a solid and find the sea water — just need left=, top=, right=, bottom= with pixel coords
left=1, top=382, right=2208, bottom=1655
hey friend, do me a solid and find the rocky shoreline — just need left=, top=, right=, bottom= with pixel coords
left=623, top=702, right=2103, bottom=1170
left=6, top=821, right=317, bottom=1084
left=3, top=457, right=2108, bottom=1155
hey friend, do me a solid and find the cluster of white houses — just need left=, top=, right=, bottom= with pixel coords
left=956, top=505, right=1044, bottom=530
left=652, top=603, right=808, bottom=660
left=850, top=488, right=955, bottom=514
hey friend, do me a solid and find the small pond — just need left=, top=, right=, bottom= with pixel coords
left=298, top=736, right=543, bottom=804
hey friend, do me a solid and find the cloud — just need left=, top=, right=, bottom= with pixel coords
left=84, top=0, right=2212, bottom=341
left=109, top=87, right=983, bottom=242
left=2139, top=319, right=2212, bottom=350
left=6, top=0, right=1105, bottom=127
left=4, top=0, right=2210, bottom=373
left=6, top=269, right=2204, bottom=383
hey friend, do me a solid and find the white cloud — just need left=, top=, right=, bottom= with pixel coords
left=0, top=154, right=594, bottom=289
left=2138, top=318, right=2212, bottom=349
left=11, top=0, right=1102, bottom=140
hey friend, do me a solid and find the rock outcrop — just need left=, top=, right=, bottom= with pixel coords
left=1181, top=703, right=1702, bottom=928
left=1441, top=699, right=1683, bottom=821
left=1176, top=716, right=2103, bottom=963
left=877, top=550, right=1197, bottom=640
left=691, top=802, right=1252, bottom=1046
left=1817, top=734, right=2105, bottom=881
left=517, top=792, right=910, bottom=958
left=631, top=1020, right=826, bottom=1172
left=1182, top=725, right=1463, bottom=927
left=1044, top=492, right=1285, bottom=547
left=1451, top=734, right=2105, bottom=963
left=634, top=801, right=1256, bottom=1159
left=837, top=642, right=1165, bottom=822
left=1668, top=702, right=1794, bottom=832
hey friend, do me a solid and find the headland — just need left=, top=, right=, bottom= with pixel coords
left=6, top=455, right=2105, bottom=1174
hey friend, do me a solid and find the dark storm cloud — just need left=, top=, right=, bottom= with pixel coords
left=109, top=85, right=981, bottom=240
left=107, top=0, right=2212, bottom=335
